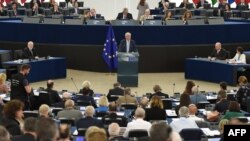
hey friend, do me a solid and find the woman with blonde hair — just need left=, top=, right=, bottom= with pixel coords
left=145, top=95, right=166, bottom=121
left=39, top=104, right=51, bottom=118
left=0, top=73, right=9, bottom=93
left=95, top=96, right=109, bottom=113
left=85, top=126, right=107, bottom=141
left=238, top=75, right=248, bottom=86
left=79, top=80, right=94, bottom=97
left=137, top=0, right=149, bottom=20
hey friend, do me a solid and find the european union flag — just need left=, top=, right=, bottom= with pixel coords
left=102, top=26, right=118, bottom=71
left=228, top=0, right=235, bottom=4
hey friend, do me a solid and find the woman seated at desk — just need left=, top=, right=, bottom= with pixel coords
left=163, top=11, right=174, bottom=21
left=140, top=9, right=153, bottom=23
left=228, top=46, right=246, bottom=64
left=182, top=10, right=192, bottom=24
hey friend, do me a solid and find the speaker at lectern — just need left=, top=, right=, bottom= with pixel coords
left=117, top=52, right=139, bottom=87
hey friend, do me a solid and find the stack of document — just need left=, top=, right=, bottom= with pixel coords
left=201, top=128, right=220, bottom=136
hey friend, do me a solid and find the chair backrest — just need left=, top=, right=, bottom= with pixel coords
left=103, top=117, right=124, bottom=127
left=227, top=93, right=237, bottom=101
left=38, top=91, right=52, bottom=106
left=76, top=100, right=92, bottom=107
left=203, top=3, right=211, bottom=9
left=24, top=3, right=31, bottom=9
left=59, top=118, right=75, bottom=126
left=187, top=19, right=205, bottom=25
left=208, top=18, right=224, bottom=25
left=186, top=3, right=194, bottom=9
left=59, top=2, right=66, bottom=8
left=41, top=2, right=50, bottom=9
left=7, top=10, right=15, bottom=17
left=197, top=101, right=210, bottom=109
left=13, top=50, right=23, bottom=60
left=111, top=20, right=139, bottom=26
left=95, top=111, right=107, bottom=118
left=179, top=128, right=204, bottom=141
left=128, top=129, right=148, bottom=138
left=143, top=20, right=162, bottom=26
left=17, top=8, right=26, bottom=15
left=77, top=128, right=87, bottom=136
left=51, top=108, right=63, bottom=117
left=86, top=19, right=106, bottom=25
left=120, top=103, right=137, bottom=110
left=78, top=2, right=84, bottom=7
left=238, top=5, right=247, bottom=11
left=65, top=19, right=83, bottom=25
left=165, top=20, right=183, bottom=25
left=169, top=3, right=176, bottom=9
left=23, top=111, right=39, bottom=119
left=162, top=99, right=172, bottom=109
left=109, top=95, right=120, bottom=102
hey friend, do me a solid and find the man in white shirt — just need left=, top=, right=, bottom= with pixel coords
left=170, top=106, right=199, bottom=133
left=188, top=104, right=204, bottom=122
left=123, top=107, right=151, bottom=137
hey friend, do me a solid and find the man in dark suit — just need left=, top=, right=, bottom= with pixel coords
left=75, top=92, right=97, bottom=108
left=149, top=85, right=169, bottom=100
left=12, top=117, right=37, bottom=141
left=46, top=80, right=62, bottom=104
left=23, top=41, right=38, bottom=59
left=209, top=42, right=228, bottom=60
left=196, top=0, right=208, bottom=9
left=107, top=82, right=124, bottom=102
left=116, top=8, right=133, bottom=20
left=76, top=106, right=104, bottom=130
left=118, top=32, right=138, bottom=53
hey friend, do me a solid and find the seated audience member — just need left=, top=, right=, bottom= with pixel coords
left=158, top=0, right=169, bottom=8
left=58, top=124, right=71, bottom=141
left=68, top=0, right=78, bottom=8
left=196, top=0, right=208, bottom=9
left=9, top=2, right=18, bottom=16
left=107, top=82, right=124, bottom=102
left=229, top=117, right=249, bottom=125
left=219, top=81, right=227, bottom=94
left=160, top=0, right=169, bottom=13
left=183, top=80, right=195, bottom=95
left=163, top=11, right=173, bottom=21
left=31, top=2, right=39, bottom=16
left=102, top=102, right=128, bottom=127
left=236, top=78, right=250, bottom=111
left=0, top=4, right=7, bottom=16
left=89, top=8, right=103, bottom=19
left=76, top=106, right=104, bottom=130
left=236, top=0, right=249, bottom=10
left=95, top=96, right=109, bottom=113
left=189, top=86, right=207, bottom=104
left=39, top=104, right=51, bottom=118
left=209, top=42, right=228, bottom=60
left=75, top=90, right=97, bottom=108
left=57, top=100, right=82, bottom=121
left=214, top=90, right=230, bottom=113
left=116, top=88, right=137, bottom=106
left=79, top=80, right=94, bottom=97
left=30, top=0, right=41, bottom=9
left=23, top=41, right=38, bottom=59
left=116, top=8, right=133, bottom=20
left=175, top=93, right=191, bottom=115
left=130, top=96, right=149, bottom=117
left=123, top=107, right=151, bottom=137
left=140, top=9, right=153, bottom=22
left=0, top=73, right=9, bottom=94
left=218, top=119, right=229, bottom=134
left=80, top=10, right=90, bottom=23
left=150, top=85, right=169, bottom=99
left=46, top=80, right=61, bottom=104
left=182, top=10, right=192, bottom=24
left=221, top=101, right=244, bottom=120
left=85, top=126, right=107, bottom=141
left=2, top=100, right=24, bottom=136
left=188, top=104, right=204, bottom=121
left=218, top=0, right=229, bottom=9
left=52, top=3, right=61, bottom=15
left=12, top=117, right=37, bottom=141
left=145, top=96, right=167, bottom=121
left=238, top=75, right=248, bottom=86
left=0, top=125, right=11, bottom=141
left=108, top=123, right=129, bottom=141
left=36, top=117, right=58, bottom=141
left=179, top=0, right=191, bottom=8
left=49, top=0, right=56, bottom=7
left=170, top=106, right=199, bottom=132
left=228, top=46, right=246, bottom=64
left=52, top=92, right=71, bottom=108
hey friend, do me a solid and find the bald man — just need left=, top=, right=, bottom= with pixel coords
left=118, top=32, right=138, bottom=53
left=116, top=8, right=133, bottom=20
left=23, top=41, right=38, bottom=59
left=209, top=42, right=228, bottom=60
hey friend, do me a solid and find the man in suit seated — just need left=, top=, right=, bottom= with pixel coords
left=23, top=41, right=38, bottom=60
left=118, top=32, right=138, bottom=53
left=107, top=82, right=124, bottom=102
left=89, top=8, right=103, bottom=19
left=52, top=2, right=61, bottom=15
left=102, top=102, right=128, bottom=127
left=76, top=106, right=104, bottom=130
left=52, top=92, right=71, bottom=108
left=116, top=8, right=133, bottom=20
left=149, top=85, right=169, bottom=99
left=208, top=42, right=228, bottom=60
left=75, top=89, right=97, bottom=108
left=46, top=80, right=62, bottom=104
left=12, top=117, right=37, bottom=141
left=116, top=88, right=138, bottom=106
left=57, top=100, right=83, bottom=121
left=196, top=0, right=208, bottom=9
left=236, top=0, right=249, bottom=10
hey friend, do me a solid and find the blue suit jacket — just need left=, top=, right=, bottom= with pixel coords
left=76, top=116, right=104, bottom=130
left=118, top=39, right=137, bottom=53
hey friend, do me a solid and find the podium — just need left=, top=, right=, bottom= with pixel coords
left=117, top=52, right=139, bottom=87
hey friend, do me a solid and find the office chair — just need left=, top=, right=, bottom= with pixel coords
left=162, top=99, right=172, bottom=109
left=59, top=118, right=75, bottom=126
left=38, top=91, right=52, bottom=106
left=120, top=103, right=137, bottom=110
left=128, top=129, right=148, bottom=138
left=23, top=111, right=39, bottom=119
left=179, top=128, right=204, bottom=141
left=51, top=107, right=63, bottom=117
left=13, top=50, right=23, bottom=60
left=103, top=117, right=125, bottom=127
left=77, top=128, right=87, bottom=136
left=76, top=100, right=92, bottom=107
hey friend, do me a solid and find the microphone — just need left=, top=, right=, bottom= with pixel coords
left=173, top=82, right=175, bottom=95
left=71, top=77, right=79, bottom=92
